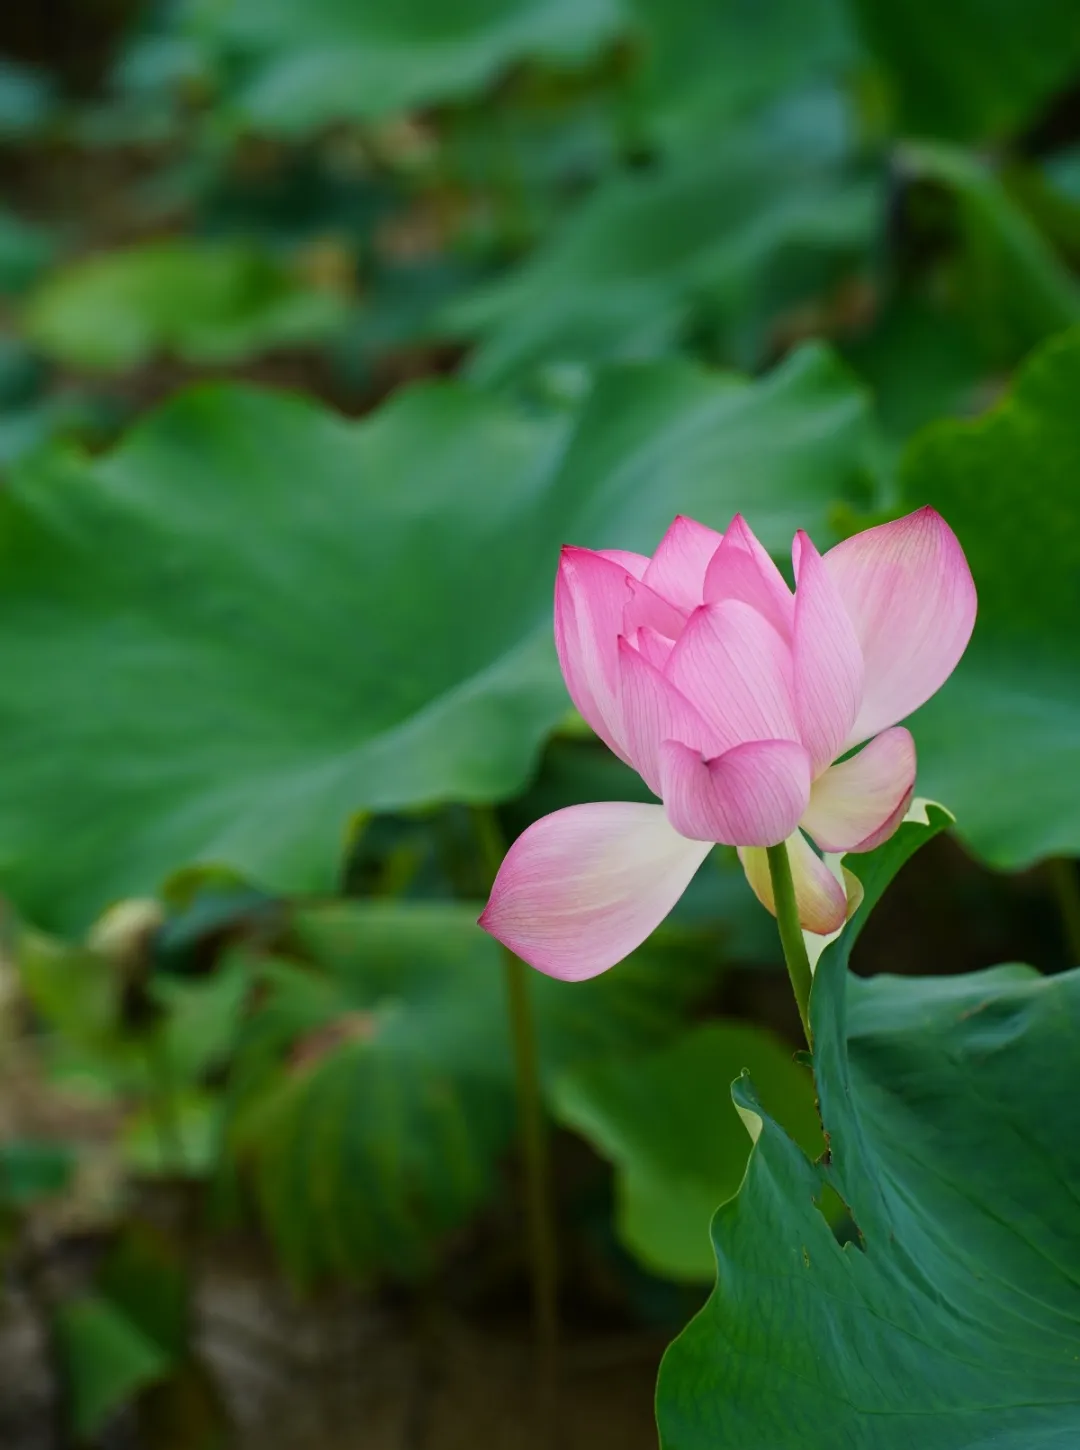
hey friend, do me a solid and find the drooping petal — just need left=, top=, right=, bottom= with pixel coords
left=660, top=738, right=812, bottom=845
left=665, top=599, right=798, bottom=752
left=823, top=507, right=977, bottom=744
left=804, top=860, right=865, bottom=973
left=801, top=726, right=916, bottom=853
left=738, top=831, right=848, bottom=935
left=642, top=515, right=725, bottom=612
left=597, top=548, right=650, bottom=579
left=478, top=802, right=712, bottom=980
left=554, top=547, right=633, bottom=762
left=792, top=530, right=864, bottom=774
left=703, top=513, right=794, bottom=640
left=617, top=639, right=718, bottom=796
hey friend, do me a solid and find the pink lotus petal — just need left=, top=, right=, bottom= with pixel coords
left=554, top=547, right=634, bottom=762
left=642, top=515, right=725, bottom=612
left=617, top=638, right=718, bottom=797
left=478, top=802, right=712, bottom=980
left=823, top=507, right=977, bottom=745
left=703, top=514, right=794, bottom=640
left=801, top=726, right=916, bottom=853
left=792, top=531, right=864, bottom=773
left=665, top=599, right=798, bottom=752
left=634, top=626, right=674, bottom=670
left=597, top=548, right=650, bottom=580
left=738, top=832, right=848, bottom=935
left=624, top=576, right=689, bottom=641
left=660, top=738, right=812, bottom=846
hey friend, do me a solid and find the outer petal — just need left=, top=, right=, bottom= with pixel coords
left=642, top=515, right=725, bottom=612
left=703, top=513, right=793, bottom=640
left=554, top=547, right=633, bottom=762
left=823, top=506, right=977, bottom=744
left=617, top=639, right=718, bottom=797
left=597, top=548, right=649, bottom=579
left=660, top=738, right=812, bottom=846
left=801, top=726, right=916, bottom=853
left=665, top=599, right=798, bottom=752
left=478, top=803, right=712, bottom=981
left=738, top=831, right=848, bottom=935
left=792, top=530, right=864, bottom=774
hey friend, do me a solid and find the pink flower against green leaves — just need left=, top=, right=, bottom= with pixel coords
left=479, top=508, right=976, bottom=980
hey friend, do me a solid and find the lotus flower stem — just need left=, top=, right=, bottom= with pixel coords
left=766, top=840, right=814, bottom=1046
left=474, top=807, right=559, bottom=1372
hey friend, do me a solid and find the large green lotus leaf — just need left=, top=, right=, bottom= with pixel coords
left=899, top=143, right=1080, bottom=361
left=657, top=807, right=1080, bottom=1448
left=445, top=92, right=879, bottom=384
left=553, top=1021, right=821, bottom=1281
left=848, top=0, right=1080, bottom=143
left=903, top=325, right=1080, bottom=868
left=23, top=240, right=342, bottom=374
left=0, top=343, right=873, bottom=931
left=225, top=898, right=715, bottom=1281
left=840, top=297, right=990, bottom=458
left=626, top=0, right=856, bottom=149
left=185, top=0, right=624, bottom=135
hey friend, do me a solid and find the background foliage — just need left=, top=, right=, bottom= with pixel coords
left=1, top=2, right=1079, bottom=1447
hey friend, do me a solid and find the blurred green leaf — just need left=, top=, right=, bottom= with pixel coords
left=0, top=343, right=873, bottom=931
left=123, top=1091, right=224, bottom=1178
left=23, top=240, right=344, bottom=373
left=841, top=297, right=990, bottom=457
left=900, top=141, right=1080, bottom=360
left=97, top=1223, right=192, bottom=1362
left=18, top=933, right=119, bottom=1046
left=151, top=960, right=250, bottom=1085
left=186, top=0, right=625, bottom=135
left=225, top=905, right=510, bottom=1283
left=0, top=211, right=56, bottom=295
left=905, top=325, right=1080, bottom=869
left=658, top=807, right=1080, bottom=1447
left=0, top=1139, right=76, bottom=1208
left=627, top=0, right=857, bottom=148
left=554, top=1021, right=820, bottom=1280
left=55, top=1225, right=194, bottom=1439
left=225, top=896, right=715, bottom=1281
left=55, top=1296, right=173, bottom=1439
left=0, top=60, right=55, bottom=139
left=849, top=0, right=1080, bottom=142
left=445, top=91, right=879, bottom=381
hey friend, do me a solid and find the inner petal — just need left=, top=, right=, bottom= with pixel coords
left=642, top=515, right=725, bottom=613
left=665, top=599, right=798, bottom=753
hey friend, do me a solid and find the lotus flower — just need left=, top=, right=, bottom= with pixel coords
left=480, top=508, right=976, bottom=980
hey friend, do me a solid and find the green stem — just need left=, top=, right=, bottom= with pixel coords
left=502, top=946, right=559, bottom=1364
left=144, top=1033, right=185, bottom=1176
left=473, top=808, right=559, bottom=1374
left=1048, top=857, right=1080, bottom=966
left=766, top=841, right=814, bottom=1047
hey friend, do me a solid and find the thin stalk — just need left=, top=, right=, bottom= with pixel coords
left=766, top=841, right=814, bottom=1047
left=144, top=1031, right=186, bottom=1176
left=473, top=808, right=559, bottom=1376
left=1048, top=857, right=1080, bottom=966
